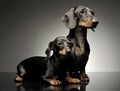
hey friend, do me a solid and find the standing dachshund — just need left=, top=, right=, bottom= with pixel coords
left=15, top=36, right=73, bottom=86
left=62, top=6, right=99, bottom=83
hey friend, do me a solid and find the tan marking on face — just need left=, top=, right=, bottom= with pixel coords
left=59, top=49, right=66, bottom=55
left=79, top=19, right=92, bottom=27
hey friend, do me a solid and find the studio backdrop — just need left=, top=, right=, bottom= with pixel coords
left=0, top=0, right=120, bottom=72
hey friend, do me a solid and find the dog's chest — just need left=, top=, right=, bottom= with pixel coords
left=70, top=38, right=90, bottom=57
left=74, top=45, right=85, bottom=57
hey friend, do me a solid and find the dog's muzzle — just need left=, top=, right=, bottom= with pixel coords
left=92, top=21, right=99, bottom=28
left=65, top=46, right=71, bottom=53
left=91, top=21, right=99, bottom=32
left=91, top=16, right=99, bottom=32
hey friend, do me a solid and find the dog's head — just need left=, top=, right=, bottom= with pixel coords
left=62, top=6, right=99, bottom=31
left=45, top=36, right=73, bottom=57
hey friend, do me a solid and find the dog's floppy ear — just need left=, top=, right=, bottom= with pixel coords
left=45, top=41, right=54, bottom=57
left=61, top=7, right=77, bottom=29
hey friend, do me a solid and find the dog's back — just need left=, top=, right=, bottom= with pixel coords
left=16, top=56, right=48, bottom=81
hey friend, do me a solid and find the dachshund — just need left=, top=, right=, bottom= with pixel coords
left=62, top=6, right=99, bottom=83
left=15, top=36, right=73, bottom=86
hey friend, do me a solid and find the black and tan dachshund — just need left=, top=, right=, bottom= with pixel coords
left=62, top=6, right=99, bottom=83
left=15, top=36, right=73, bottom=85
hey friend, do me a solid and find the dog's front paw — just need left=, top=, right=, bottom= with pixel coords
left=65, top=77, right=80, bottom=84
left=49, top=79, right=62, bottom=85
left=80, top=74, right=89, bottom=82
left=15, top=75, right=23, bottom=82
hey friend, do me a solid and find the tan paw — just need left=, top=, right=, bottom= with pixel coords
left=48, top=85, right=62, bottom=91
left=15, top=75, right=23, bottom=81
left=49, top=79, right=62, bottom=85
left=16, top=82, right=23, bottom=87
left=66, top=84, right=80, bottom=90
left=66, top=77, right=80, bottom=83
left=80, top=74, right=89, bottom=81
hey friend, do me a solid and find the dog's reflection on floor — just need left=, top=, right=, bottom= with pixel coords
left=16, top=81, right=89, bottom=91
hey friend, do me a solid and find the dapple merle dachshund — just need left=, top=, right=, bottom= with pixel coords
left=15, top=36, right=73, bottom=85
left=62, top=6, right=99, bottom=83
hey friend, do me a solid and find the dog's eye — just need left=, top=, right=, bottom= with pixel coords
left=57, top=42, right=62, bottom=45
left=68, top=42, right=73, bottom=47
left=80, top=10, right=84, bottom=13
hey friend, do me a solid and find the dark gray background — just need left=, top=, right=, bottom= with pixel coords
left=0, top=0, right=120, bottom=72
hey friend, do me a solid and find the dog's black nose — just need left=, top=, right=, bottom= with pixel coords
left=66, top=49, right=71, bottom=53
left=92, top=21, right=99, bottom=28
left=65, top=47, right=71, bottom=53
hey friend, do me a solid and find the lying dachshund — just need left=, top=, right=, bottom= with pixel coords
left=15, top=36, right=73, bottom=85
left=62, top=6, right=99, bottom=83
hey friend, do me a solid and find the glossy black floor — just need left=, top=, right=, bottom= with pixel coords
left=0, top=72, right=120, bottom=91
